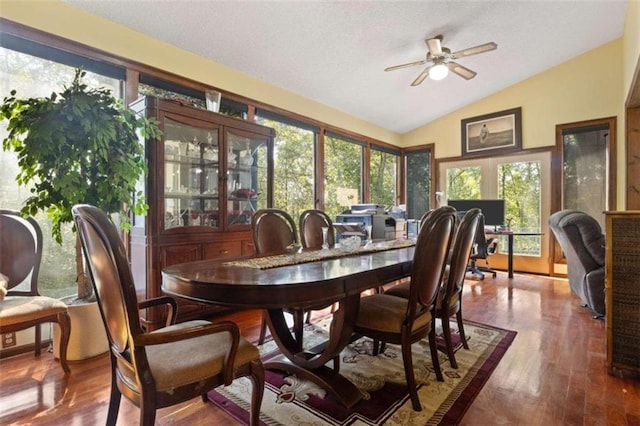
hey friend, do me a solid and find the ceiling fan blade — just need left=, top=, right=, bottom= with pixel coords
left=425, top=37, right=443, bottom=55
left=384, top=60, right=427, bottom=72
left=411, top=66, right=431, bottom=86
left=448, top=62, right=477, bottom=80
left=452, top=42, right=497, bottom=58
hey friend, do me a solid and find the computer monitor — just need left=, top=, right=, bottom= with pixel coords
left=447, top=199, right=506, bottom=227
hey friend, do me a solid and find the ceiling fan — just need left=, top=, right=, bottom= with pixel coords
left=385, top=35, right=497, bottom=86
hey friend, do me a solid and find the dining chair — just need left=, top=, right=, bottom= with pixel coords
left=435, top=208, right=480, bottom=368
left=353, top=205, right=457, bottom=411
left=72, top=204, right=264, bottom=426
left=298, top=209, right=337, bottom=322
left=251, top=208, right=299, bottom=255
left=0, top=209, right=71, bottom=374
left=299, top=209, right=335, bottom=249
left=251, top=208, right=306, bottom=345
left=385, top=209, right=480, bottom=368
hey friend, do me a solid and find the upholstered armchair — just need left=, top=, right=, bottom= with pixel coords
left=549, top=210, right=605, bottom=318
left=0, top=210, right=71, bottom=374
left=73, top=204, right=264, bottom=425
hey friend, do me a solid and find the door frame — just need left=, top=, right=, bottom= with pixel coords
left=551, top=116, right=617, bottom=271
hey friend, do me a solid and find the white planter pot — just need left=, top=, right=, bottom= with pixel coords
left=53, top=296, right=109, bottom=361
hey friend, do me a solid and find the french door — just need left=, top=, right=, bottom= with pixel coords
left=438, top=151, right=551, bottom=275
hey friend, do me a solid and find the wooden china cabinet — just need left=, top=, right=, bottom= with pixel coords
left=129, top=96, right=275, bottom=330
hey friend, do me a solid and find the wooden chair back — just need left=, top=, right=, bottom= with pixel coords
left=407, top=206, right=457, bottom=317
left=444, top=208, right=481, bottom=302
left=72, top=205, right=142, bottom=354
left=299, top=209, right=335, bottom=249
left=251, top=208, right=298, bottom=254
left=0, top=210, right=42, bottom=295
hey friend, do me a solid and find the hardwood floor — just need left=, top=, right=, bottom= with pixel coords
left=1, top=273, right=638, bottom=425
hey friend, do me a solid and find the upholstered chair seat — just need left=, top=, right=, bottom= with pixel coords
left=0, top=296, right=68, bottom=326
left=356, top=294, right=431, bottom=333
left=117, top=320, right=260, bottom=394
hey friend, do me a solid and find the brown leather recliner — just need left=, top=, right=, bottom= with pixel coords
left=549, top=210, right=605, bottom=318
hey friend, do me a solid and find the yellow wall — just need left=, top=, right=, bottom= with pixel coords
left=0, top=0, right=400, bottom=145
left=623, top=0, right=640, bottom=101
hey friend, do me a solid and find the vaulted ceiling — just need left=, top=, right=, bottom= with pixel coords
left=63, top=1, right=628, bottom=134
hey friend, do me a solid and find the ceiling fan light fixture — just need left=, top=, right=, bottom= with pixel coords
left=429, top=63, right=449, bottom=80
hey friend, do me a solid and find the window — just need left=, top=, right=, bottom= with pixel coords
left=0, top=41, right=124, bottom=298
left=446, top=166, right=481, bottom=200
left=498, top=161, right=542, bottom=256
left=370, top=146, right=399, bottom=210
left=562, top=126, right=608, bottom=229
left=256, top=112, right=317, bottom=220
left=404, top=148, right=433, bottom=220
left=324, top=133, right=362, bottom=218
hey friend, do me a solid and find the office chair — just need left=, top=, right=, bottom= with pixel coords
left=467, top=213, right=499, bottom=280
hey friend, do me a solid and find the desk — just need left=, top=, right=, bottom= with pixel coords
left=485, top=230, right=543, bottom=278
left=162, top=245, right=415, bottom=408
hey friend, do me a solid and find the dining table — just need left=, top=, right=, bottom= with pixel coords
left=161, top=239, right=416, bottom=408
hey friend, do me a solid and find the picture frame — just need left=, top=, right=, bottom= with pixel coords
left=461, top=107, right=522, bottom=158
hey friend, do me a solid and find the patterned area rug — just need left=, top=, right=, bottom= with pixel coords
left=208, top=317, right=516, bottom=425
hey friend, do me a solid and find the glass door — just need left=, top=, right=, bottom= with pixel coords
left=439, top=151, right=551, bottom=275
left=163, top=117, right=220, bottom=230
left=225, top=129, right=270, bottom=229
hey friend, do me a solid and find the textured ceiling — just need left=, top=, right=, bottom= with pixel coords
left=63, top=1, right=628, bottom=134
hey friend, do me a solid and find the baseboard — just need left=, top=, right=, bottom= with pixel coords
left=0, top=340, right=51, bottom=359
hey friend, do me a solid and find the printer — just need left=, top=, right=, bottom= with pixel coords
left=335, top=204, right=404, bottom=240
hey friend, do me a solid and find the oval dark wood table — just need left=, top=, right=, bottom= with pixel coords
left=162, top=244, right=415, bottom=408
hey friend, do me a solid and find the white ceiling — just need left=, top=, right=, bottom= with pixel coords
left=63, top=1, right=628, bottom=134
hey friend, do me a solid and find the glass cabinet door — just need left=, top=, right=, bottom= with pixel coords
left=163, top=117, right=220, bottom=230
left=226, top=130, right=269, bottom=228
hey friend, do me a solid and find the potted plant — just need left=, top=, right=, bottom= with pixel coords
left=0, top=69, right=160, bottom=358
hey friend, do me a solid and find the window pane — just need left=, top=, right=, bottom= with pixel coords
left=139, top=82, right=205, bottom=109
left=256, top=116, right=315, bottom=220
left=0, top=46, right=122, bottom=297
left=405, top=150, right=432, bottom=219
left=446, top=167, right=481, bottom=200
left=498, top=161, right=541, bottom=256
left=324, top=135, right=362, bottom=218
left=563, top=128, right=607, bottom=229
left=370, top=148, right=398, bottom=210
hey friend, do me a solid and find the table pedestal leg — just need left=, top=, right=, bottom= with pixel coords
left=264, top=294, right=363, bottom=408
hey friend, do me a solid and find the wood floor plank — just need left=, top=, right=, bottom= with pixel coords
left=1, top=273, right=638, bottom=425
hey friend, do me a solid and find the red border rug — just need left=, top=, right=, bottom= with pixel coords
left=208, top=319, right=516, bottom=425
